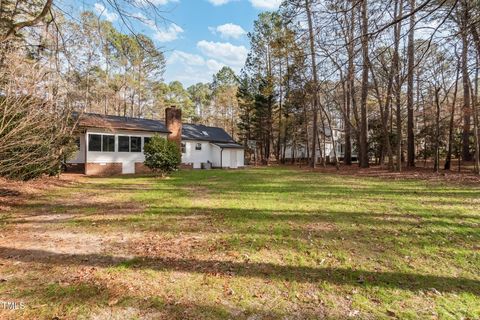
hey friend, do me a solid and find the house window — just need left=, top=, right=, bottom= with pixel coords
left=181, top=142, right=186, bottom=154
left=102, top=135, right=115, bottom=152
left=195, top=143, right=202, bottom=151
left=144, top=137, right=151, bottom=146
left=118, top=136, right=130, bottom=152
left=75, top=137, right=81, bottom=150
left=131, top=137, right=142, bottom=152
left=88, top=134, right=102, bottom=152
left=88, top=134, right=115, bottom=152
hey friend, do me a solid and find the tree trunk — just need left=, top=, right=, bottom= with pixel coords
left=321, top=102, right=340, bottom=170
left=445, top=66, right=460, bottom=170
left=1, top=0, right=53, bottom=43
left=369, top=63, right=394, bottom=170
left=406, top=0, right=416, bottom=167
left=473, top=103, right=480, bottom=174
left=394, top=0, right=404, bottom=172
left=434, top=87, right=441, bottom=173
left=277, top=61, right=283, bottom=162
left=460, top=7, right=472, bottom=162
left=319, top=104, right=326, bottom=167
left=305, top=0, right=319, bottom=168
left=471, top=70, right=480, bottom=174
left=303, top=102, right=310, bottom=160
left=317, top=131, right=323, bottom=166
left=344, top=0, right=356, bottom=165
left=466, top=8, right=480, bottom=173
left=359, top=0, right=370, bottom=168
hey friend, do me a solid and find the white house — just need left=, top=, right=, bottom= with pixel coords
left=68, top=107, right=245, bottom=175
left=284, top=127, right=357, bottom=163
left=181, top=123, right=245, bottom=169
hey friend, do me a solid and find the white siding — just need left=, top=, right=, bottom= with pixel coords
left=83, top=129, right=166, bottom=164
left=237, top=149, right=245, bottom=167
left=190, top=143, right=245, bottom=168
left=284, top=144, right=308, bottom=159
left=223, top=149, right=245, bottom=168
left=68, top=129, right=245, bottom=171
left=211, top=144, right=222, bottom=168
left=69, top=134, right=86, bottom=164
left=181, top=140, right=213, bottom=169
left=213, top=147, right=245, bottom=168
left=284, top=142, right=356, bottom=160
left=67, top=129, right=167, bottom=168
left=222, top=149, right=230, bottom=168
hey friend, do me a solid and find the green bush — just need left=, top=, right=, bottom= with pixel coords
left=143, top=135, right=181, bottom=175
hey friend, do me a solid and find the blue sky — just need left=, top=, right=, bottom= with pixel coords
left=63, top=0, right=282, bottom=87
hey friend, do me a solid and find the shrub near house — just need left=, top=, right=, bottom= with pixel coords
left=143, top=135, right=181, bottom=175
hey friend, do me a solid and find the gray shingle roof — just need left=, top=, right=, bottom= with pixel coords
left=181, top=123, right=236, bottom=143
left=78, top=113, right=169, bottom=133
left=76, top=113, right=239, bottom=144
left=213, top=142, right=244, bottom=149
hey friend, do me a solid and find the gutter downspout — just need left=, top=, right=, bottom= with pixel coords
left=220, top=147, right=224, bottom=168
left=84, top=130, right=88, bottom=175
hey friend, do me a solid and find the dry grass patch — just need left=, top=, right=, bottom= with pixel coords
left=0, top=168, right=478, bottom=319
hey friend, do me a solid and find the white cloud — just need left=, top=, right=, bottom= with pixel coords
left=250, top=0, right=282, bottom=10
left=206, top=59, right=225, bottom=72
left=134, top=0, right=179, bottom=6
left=165, top=50, right=226, bottom=85
left=94, top=3, right=118, bottom=22
left=168, top=51, right=206, bottom=66
left=132, top=12, right=183, bottom=42
left=153, top=23, right=184, bottom=42
left=133, top=12, right=155, bottom=27
left=197, top=40, right=247, bottom=67
left=208, top=0, right=233, bottom=6
left=212, top=23, right=247, bottom=39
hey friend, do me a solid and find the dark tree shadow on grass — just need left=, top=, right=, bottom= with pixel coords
left=0, top=188, right=21, bottom=197
left=11, top=280, right=326, bottom=320
left=9, top=203, right=480, bottom=228
left=5, top=204, right=479, bottom=253
left=0, top=247, right=478, bottom=296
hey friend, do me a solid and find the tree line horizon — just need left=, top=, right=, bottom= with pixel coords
left=1, top=0, right=480, bottom=180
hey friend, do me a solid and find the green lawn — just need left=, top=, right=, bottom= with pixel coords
left=0, top=167, right=479, bottom=319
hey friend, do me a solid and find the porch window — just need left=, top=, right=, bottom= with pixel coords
left=89, top=134, right=115, bottom=152
left=88, top=134, right=101, bottom=152
left=102, top=135, right=115, bottom=152
left=181, top=142, right=186, bottom=154
left=118, top=136, right=130, bottom=152
left=131, top=137, right=142, bottom=152
left=195, top=143, right=202, bottom=151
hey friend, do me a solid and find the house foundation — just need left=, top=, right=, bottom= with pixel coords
left=85, top=163, right=122, bottom=176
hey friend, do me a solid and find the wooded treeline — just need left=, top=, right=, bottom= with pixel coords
left=237, top=0, right=480, bottom=174
left=1, top=0, right=480, bottom=179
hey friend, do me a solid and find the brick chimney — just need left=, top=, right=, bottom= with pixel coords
left=165, top=106, right=182, bottom=148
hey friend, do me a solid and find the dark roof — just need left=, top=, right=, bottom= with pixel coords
left=213, top=142, right=244, bottom=149
left=75, top=113, right=238, bottom=144
left=181, top=123, right=236, bottom=143
left=77, top=113, right=169, bottom=133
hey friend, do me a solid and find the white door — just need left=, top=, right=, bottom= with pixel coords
left=122, top=161, right=135, bottom=174
left=230, top=150, right=237, bottom=168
